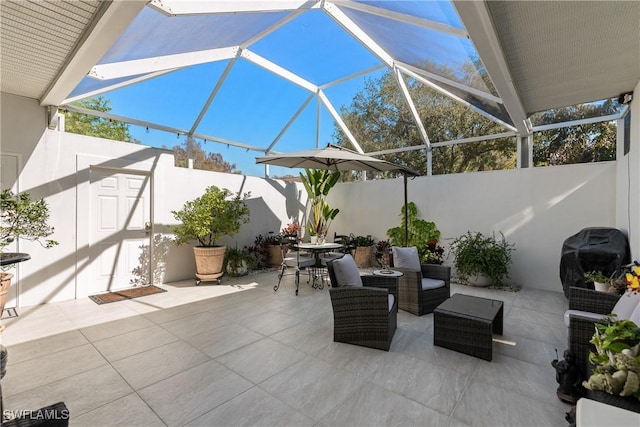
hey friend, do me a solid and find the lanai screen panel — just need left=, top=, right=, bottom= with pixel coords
left=97, top=8, right=288, bottom=63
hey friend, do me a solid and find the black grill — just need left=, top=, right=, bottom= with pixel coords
left=559, top=227, right=630, bottom=298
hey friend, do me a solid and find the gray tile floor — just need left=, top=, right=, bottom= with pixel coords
left=1, top=270, right=571, bottom=426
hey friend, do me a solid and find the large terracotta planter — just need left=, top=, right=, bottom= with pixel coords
left=0, top=272, right=13, bottom=317
left=353, top=246, right=373, bottom=268
left=268, top=245, right=283, bottom=267
left=193, top=246, right=225, bottom=284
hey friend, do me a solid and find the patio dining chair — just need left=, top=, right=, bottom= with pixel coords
left=274, top=234, right=315, bottom=296
left=390, top=246, right=451, bottom=316
left=327, top=254, right=398, bottom=351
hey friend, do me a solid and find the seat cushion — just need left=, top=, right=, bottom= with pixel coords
left=422, top=277, right=445, bottom=290
left=392, top=246, right=421, bottom=272
left=612, top=290, right=640, bottom=319
left=564, top=309, right=609, bottom=327
left=332, top=254, right=363, bottom=287
left=388, top=294, right=395, bottom=312
left=284, top=251, right=315, bottom=267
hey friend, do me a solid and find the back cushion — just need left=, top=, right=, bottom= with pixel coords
left=332, top=254, right=363, bottom=287
left=612, top=290, right=640, bottom=319
left=392, top=246, right=421, bottom=272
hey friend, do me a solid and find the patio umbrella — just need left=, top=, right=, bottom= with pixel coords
left=256, top=144, right=419, bottom=246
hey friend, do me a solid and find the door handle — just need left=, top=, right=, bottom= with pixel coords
left=145, top=221, right=152, bottom=234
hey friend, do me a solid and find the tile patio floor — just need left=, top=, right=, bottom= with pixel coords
left=1, top=270, right=571, bottom=426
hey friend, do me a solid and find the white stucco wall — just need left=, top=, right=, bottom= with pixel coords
left=329, top=163, right=617, bottom=292
left=1, top=93, right=307, bottom=306
left=2, top=90, right=637, bottom=304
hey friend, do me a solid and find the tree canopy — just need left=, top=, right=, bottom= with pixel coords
left=171, top=139, right=240, bottom=174
left=333, top=68, right=616, bottom=178
left=64, top=97, right=135, bottom=142
left=531, top=101, right=617, bottom=166
left=334, top=70, right=516, bottom=179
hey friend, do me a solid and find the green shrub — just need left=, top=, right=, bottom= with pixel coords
left=449, top=231, right=514, bottom=286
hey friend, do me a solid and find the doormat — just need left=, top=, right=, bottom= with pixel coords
left=89, top=285, right=167, bottom=305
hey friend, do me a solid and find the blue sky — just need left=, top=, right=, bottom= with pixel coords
left=70, top=2, right=473, bottom=177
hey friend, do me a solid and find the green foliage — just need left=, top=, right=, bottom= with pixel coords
left=171, top=139, right=240, bottom=174
left=0, top=189, right=58, bottom=251
left=300, top=169, right=341, bottom=237
left=64, top=97, right=135, bottom=142
left=449, top=231, right=514, bottom=286
left=386, top=202, right=440, bottom=260
left=334, top=68, right=516, bottom=178
left=351, top=235, right=375, bottom=247
left=590, top=318, right=640, bottom=361
left=224, top=246, right=254, bottom=276
left=171, top=186, right=250, bottom=247
left=245, top=234, right=270, bottom=269
left=531, top=100, right=618, bottom=166
left=584, top=270, right=611, bottom=284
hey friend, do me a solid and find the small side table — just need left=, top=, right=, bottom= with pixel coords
left=372, top=269, right=403, bottom=278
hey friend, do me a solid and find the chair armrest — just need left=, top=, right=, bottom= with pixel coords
left=569, top=312, right=608, bottom=379
left=329, top=286, right=391, bottom=314
left=389, top=267, right=421, bottom=292
left=362, top=275, right=398, bottom=297
left=420, top=264, right=450, bottom=280
left=569, top=286, right=619, bottom=314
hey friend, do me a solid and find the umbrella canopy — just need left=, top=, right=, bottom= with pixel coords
left=256, top=144, right=419, bottom=176
left=256, top=144, right=419, bottom=246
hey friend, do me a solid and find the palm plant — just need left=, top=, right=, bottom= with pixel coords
left=300, top=169, right=340, bottom=238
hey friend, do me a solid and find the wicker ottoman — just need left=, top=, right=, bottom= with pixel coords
left=433, top=293, right=504, bottom=361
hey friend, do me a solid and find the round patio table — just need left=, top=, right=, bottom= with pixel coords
left=0, top=252, right=31, bottom=267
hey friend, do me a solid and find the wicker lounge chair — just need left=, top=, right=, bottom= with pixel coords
left=390, top=247, right=451, bottom=316
left=567, top=286, right=640, bottom=412
left=327, top=255, right=398, bottom=351
left=567, top=287, right=635, bottom=378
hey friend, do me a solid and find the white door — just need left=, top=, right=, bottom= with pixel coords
left=88, top=169, right=151, bottom=294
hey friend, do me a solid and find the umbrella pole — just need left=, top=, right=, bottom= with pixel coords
left=404, top=173, right=408, bottom=246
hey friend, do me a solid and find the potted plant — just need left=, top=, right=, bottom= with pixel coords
left=245, top=234, right=269, bottom=270
left=0, top=189, right=58, bottom=315
left=584, top=271, right=614, bottom=293
left=582, top=317, right=640, bottom=406
left=423, top=239, right=445, bottom=265
left=386, top=202, right=440, bottom=261
left=224, top=247, right=254, bottom=277
left=264, top=232, right=283, bottom=267
left=375, top=239, right=391, bottom=269
left=171, top=186, right=250, bottom=284
left=449, top=231, right=515, bottom=287
left=300, top=169, right=340, bottom=242
left=351, top=235, right=375, bottom=268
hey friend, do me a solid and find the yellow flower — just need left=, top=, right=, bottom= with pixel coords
left=626, top=272, right=640, bottom=292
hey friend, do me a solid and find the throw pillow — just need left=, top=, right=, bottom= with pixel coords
left=392, top=246, right=421, bottom=272
left=332, top=254, right=363, bottom=287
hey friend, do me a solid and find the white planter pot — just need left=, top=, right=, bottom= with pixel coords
left=594, top=282, right=611, bottom=293
left=467, top=274, right=492, bottom=287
